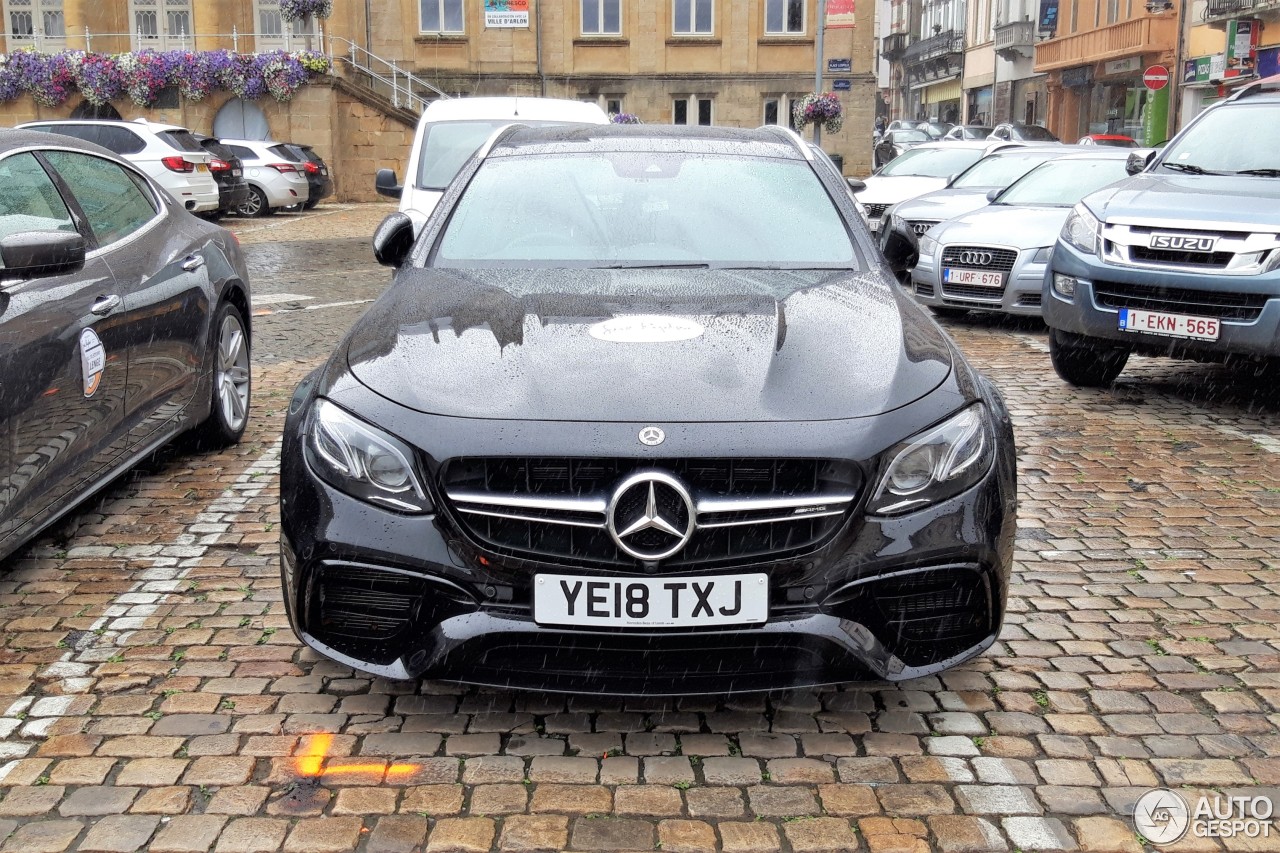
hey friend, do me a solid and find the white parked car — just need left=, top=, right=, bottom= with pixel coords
left=218, top=139, right=313, bottom=216
left=18, top=118, right=219, bottom=214
left=376, top=96, right=610, bottom=230
left=853, top=140, right=1020, bottom=234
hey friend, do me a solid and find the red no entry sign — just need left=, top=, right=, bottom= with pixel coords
left=1143, top=65, right=1170, bottom=91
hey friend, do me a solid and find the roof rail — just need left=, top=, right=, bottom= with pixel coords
left=757, top=125, right=815, bottom=161
left=1229, top=74, right=1280, bottom=101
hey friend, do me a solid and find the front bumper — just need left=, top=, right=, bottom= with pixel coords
left=1044, top=242, right=1280, bottom=358
left=913, top=244, right=1047, bottom=316
left=280, top=387, right=1016, bottom=693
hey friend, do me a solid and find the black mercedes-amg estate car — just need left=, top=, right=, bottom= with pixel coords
left=280, top=125, right=1016, bottom=694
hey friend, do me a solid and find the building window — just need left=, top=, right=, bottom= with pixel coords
left=765, top=0, right=803, bottom=34
left=4, top=0, right=65, bottom=49
left=421, top=0, right=464, bottom=33
left=255, top=0, right=316, bottom=50
left=582, top=0, right=621, bottom=34
left=763, top=94, right=802, bottom=129
left=607, top=96, right=623, bottom=114
left=673, top=0, right=712, bottom=35
left=674, top=96, right=713, bottom=125
left=1106, top=0, right=1118, bottom=23
left=130, top=0, right=193, bottom=50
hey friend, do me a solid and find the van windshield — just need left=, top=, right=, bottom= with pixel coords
left=416, top=119, right=571, bottom=191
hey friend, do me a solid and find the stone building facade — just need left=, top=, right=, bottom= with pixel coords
left=0, top=1, right=876, bottom=196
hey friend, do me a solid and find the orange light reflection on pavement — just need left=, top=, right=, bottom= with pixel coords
left=293, top=733, right=422, bottom=781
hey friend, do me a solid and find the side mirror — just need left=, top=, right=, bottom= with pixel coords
left=846, top=178, right=867, bottom=193
left=372, top=213, right=416, bottom=267
left=375, top=168, right=403, bottom=199
left=1125, top=149, right=1157, bottom=175
left=878, top=215, right=919, bottom=284
left=985, top=189, right=1001, bottom=203
left=944, top=172, right=960, bottom=187
left=0, top=231, right=85, bottom=278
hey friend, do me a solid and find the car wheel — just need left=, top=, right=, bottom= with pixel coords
left=193, top=301, right=251, bottom=447
left=237, top=186, right=271, bottom=218
left=1048, top=328, right=1129, bottom=387
left=928, top=306, right=970, bottom=319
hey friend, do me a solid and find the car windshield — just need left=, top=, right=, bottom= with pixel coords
left=416, top=119, right=570, bottom=191
left=879, top=146, right=985, bottom=177
left=1014, top=125, right=1057, bottom=141
left=997, top=158, right=1128, bottom=206
left=1159, top=103, right=1280, bottom=173
left=891, top=130, right=930, bottom=144
left=434, top=152, right=857, bottom=268
left=951, top=153, right=1059, bottom=189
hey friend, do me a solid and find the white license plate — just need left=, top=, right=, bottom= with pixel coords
left=943, top=268, right=1004, bottom=287
left=534, top=573, right=767, bottom=628
left=1118, top=308, right=1220, bottom=340
left=232, top=169, right=242, bottom=177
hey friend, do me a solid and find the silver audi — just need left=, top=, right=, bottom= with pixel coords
left=911, top=150, right=1132, bottom=318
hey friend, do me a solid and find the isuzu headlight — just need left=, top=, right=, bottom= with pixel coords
left=1061, top=204, right=1101, bottom=255
left=869, top=404, right=994, bottom=515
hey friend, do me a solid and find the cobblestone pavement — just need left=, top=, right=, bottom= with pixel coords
left=1, top=205, right=1279, bottom=853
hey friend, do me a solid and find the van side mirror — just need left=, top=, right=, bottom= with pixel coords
left=372, top=213, right=415, bottom=267
left=375, top=168, right=403, bottom=199
left=0, top=231, right=85, bottom=278
left=985, top=189, right=1001, bottom=203
left=878, top=216, right=919, bottom=284
left=846, top=178, right=866, bottom=192
left=1126, top=149, right=1157, bottom=175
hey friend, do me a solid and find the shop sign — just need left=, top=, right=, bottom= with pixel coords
left=1259, top=46, right=1280, bottom=79
left=826, top=0, right=857, bottom=29
left=1210, top=53, right=1227, bottom=80
left=1038, top=0, right=1059, bottom=34
left=1183, top=56, right=1212, bottom=84
left=1061, top=66, right=1092, bottom=88
left=1104, top=57, right=1142, bottom=76
left=1224, top=19, right=1259, bottom=79
left=483, top=0, right=529, bottom=28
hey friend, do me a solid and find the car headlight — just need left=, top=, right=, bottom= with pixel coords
left=1061, top=204, right=1101, bottom=255
left=868, top=404, right=994, bottom=516
left=305, top=399, right=432, bottom=513
left=918, top=231, right=938, bottom=258
left=1032, top=246, right=1053, bottom=264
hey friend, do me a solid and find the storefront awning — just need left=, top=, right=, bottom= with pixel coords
left=921, top=79, right=963, bottom=103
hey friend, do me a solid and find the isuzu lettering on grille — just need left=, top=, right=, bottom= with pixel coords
left=1150, top=234, right=1217, bottom=252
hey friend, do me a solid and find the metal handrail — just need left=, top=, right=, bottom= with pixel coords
left=327, top=35, right=450, bottom=112
left=8, top=26, right=327, bottom=53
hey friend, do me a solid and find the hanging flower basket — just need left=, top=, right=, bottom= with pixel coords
left=74, top=52, right=126, bottom=105
left=280, top=0, right=333, bottom=22
left=610, top=112, right=641, bottom=124
left=792, top=92, right=844, bottom=134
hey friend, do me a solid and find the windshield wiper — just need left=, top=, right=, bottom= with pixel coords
left=1235, top=168, right=1280, bottom=177
left=1162, top=162, right=1219, bottom=175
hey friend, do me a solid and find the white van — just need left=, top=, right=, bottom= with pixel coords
left=376, top=97, right=609, bottom=229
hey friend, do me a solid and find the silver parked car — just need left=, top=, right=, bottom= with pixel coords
left=218, top=139, right=312, bottom=216
left=911, top=150, right=1131, bottom=318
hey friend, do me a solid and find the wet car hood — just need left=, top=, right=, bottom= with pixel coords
left=934, top=205, right=1072, bottom=251
left=343, top=268, right=954, bottom=422
left=892, top=188, right=994, bottom=223
left=1086, top=171, right=1280, bottom=227
left=856, top=175, right=951, bottom=207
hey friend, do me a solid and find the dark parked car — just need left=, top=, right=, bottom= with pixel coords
left=0, top=129, right=252, bottom=563
left=283, top=143, right=333, bottom=210
left=991, top=123, right=1060, bottom=142
left=874, top=128, right=931, bottom=169
left=193, top=133, right=250, bottom=218
left=279, top=124, right=1017, bottom=694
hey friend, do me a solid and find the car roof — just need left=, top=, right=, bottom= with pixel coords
left=916, top=139, right=1001, bottom=150
left=0, top=126, right=142, bottom=161
left=421, top=96, right=609, bottom=123
left=17, top=117, right=191, bottom=134
left=1229, top=73, right=1280, bottom=101
left=486, top=123, right=810, bottom=160
left=1044, top=148, right=1133, bottom=161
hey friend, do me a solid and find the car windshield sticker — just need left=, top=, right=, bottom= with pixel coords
left=80, top=328, right=105, bottom=397
left=589, top=315, right=705, bottom=343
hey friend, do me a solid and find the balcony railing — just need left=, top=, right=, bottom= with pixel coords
left=994, top=20, right=1036, bottom=57
left=882, top=31, right=909, bottom=60
left=1034, top=16, right=1178, bottom=72
left=1203, top=0, right=1256, bottom=18
left=904, top=30, right=965, bottom=66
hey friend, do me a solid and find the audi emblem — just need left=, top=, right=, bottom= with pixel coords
left=956, top=250, right=994, bottom=266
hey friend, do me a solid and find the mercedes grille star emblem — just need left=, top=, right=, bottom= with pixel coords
left=957, top=250, right=994, bottom=266
left=638, top=426, right=665, bottom=446
left=607, top=471, right=695, bottom=561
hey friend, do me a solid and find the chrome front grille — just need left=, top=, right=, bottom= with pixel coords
left=1101, top=222, right=1280, bottom=276
left=442, top=458, right=861, bottom=569
left=864, top=203, right=890, bottom=221
left=940, top=245, right=1018, bottom=272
